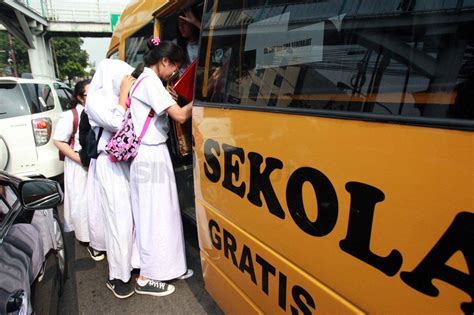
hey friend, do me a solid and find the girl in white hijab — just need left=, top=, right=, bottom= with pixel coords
left=85, top=59, right=137, bottom=299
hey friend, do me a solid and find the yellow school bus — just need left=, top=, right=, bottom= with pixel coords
left=109, top=1, right=473, bottom=314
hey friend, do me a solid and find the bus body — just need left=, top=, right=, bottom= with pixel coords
left=109, top=1, right=473, bottom=314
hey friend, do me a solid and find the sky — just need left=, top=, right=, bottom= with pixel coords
left=82, top=38, right=110, bottom=67
left=66, top=0, right=131, bottom=67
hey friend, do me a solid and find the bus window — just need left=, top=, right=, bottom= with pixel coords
left=195, top=0, right=474, bottom=127
left=125, top=20, right=154, bottom=67
left=108, top=49, right=120, bottom=59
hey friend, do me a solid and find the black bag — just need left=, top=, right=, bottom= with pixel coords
left=78, top=111, right=103, bottom=167
left=86, top=128, right=103, bottom=159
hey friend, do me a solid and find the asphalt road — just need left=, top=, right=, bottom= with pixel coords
left=57, top=206, right=223, bottom=315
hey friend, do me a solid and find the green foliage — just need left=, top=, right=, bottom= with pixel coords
left=0, top=33, right=89, bottom=79
left=52, top=37, right=89, bottom=79
left=0, top=31, right=30, bottom=76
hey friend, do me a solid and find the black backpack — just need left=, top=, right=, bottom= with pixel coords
left=78, top=111, right=103, bottom=167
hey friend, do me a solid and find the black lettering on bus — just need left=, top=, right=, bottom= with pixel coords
left=256, top=254, right=276, bottom=295
left=239, top=244, right=257, bottom=284
left=209, top=219, right=222, bottom=250
left=291, top=285, right=316, bottom=315
left=204, top=138, right=221, bottom=183
left=247, top=152, right=285, bottom=219
left=222, top=144, right=246, bottom=198
left=223, top=229, right=239, bottom=267
left=400, top=212, right=474, bottom=314
left=339, top=182, right=403, bottom=276
left=278, top=272, right=288, bottom=311
left=286, top=167, right=338, bottom=237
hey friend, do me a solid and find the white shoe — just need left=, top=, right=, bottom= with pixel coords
left=87, top=246, right=105, bottom=261
left=135, top=279, right=175, bottom=297
left=176, top=269, right=193, bottom=280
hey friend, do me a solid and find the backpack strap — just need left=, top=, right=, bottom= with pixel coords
left=69, top=107, right=79, bottom=149
left=129, top=76, right=154, bottom=140
left=97, top=127, right=104, bottom=142
left=139, top=109, right=154, bottom=140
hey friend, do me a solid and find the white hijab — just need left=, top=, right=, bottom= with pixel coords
left=88, top=59, right=134, bottom=100
left=86, top=59, right=134, bottom=131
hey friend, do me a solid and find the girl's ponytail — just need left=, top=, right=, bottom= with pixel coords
left=132, top=63, right=145, bottom=78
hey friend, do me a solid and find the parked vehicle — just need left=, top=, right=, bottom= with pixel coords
left=0, top=77, right=73, bottom=178
left=0, top=171, right=67, bottom=314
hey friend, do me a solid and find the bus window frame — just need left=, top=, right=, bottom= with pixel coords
left=193, top=99, right=474, bottom=131
left=195, top=2, right=474, bottom=132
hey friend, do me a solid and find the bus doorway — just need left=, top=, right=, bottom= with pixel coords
left=109, top=0, right=204, bottom=223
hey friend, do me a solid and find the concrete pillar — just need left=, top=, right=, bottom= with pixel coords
left=27, top=34, right=56, bottom=79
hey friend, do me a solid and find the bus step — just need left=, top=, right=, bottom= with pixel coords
left=182, top=206, right=196, bottom=224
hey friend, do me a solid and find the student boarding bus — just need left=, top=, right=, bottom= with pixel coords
left=109, top=0, right=473, bottom=313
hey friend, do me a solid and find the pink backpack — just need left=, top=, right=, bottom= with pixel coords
left=105, top=76, right=153, bottom=162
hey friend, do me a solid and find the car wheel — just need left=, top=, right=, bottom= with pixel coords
left=31, top=250, right=61, bottom=314
left=52, top=209, right=68, bottom=295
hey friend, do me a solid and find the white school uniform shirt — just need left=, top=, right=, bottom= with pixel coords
left=130, top=67, right=176, bottom=145
left=53, top=104, right=84, bottom=151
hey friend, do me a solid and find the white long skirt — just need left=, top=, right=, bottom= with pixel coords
left=86, top=159, right=106, bottom=251
left=130, top=143, right=187, bottom=281
left=63, top=156, right=89, bottom=242
left=95, top=154, right=133, bottom=282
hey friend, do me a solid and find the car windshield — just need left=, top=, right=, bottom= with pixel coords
left=0, top=83, right=30, bottom=119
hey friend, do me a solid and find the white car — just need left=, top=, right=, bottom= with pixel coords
left=0, top=77, right=73, bottom=179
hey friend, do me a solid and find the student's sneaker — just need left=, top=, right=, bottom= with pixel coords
left=106, top=279, right=135, bottom=299
left=87, top=246, right=105, bottom=261
left=176, top=269, right=194, bottom=280
left=135, top=279, right=175, bottom=297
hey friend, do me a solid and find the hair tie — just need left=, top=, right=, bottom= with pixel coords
left=151, top=37, right=161, bottom=47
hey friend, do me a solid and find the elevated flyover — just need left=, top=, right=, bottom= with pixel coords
left=0, top=0, right=123, bottom=78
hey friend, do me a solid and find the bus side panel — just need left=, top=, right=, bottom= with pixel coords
left=193, top=106, right=473, bottom=314
left=196, top=200, right=365, bottom=314
left=200, top=250, right=263, bottom=314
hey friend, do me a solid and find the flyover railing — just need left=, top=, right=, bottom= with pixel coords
left=19, top=0, right=125, bottom=23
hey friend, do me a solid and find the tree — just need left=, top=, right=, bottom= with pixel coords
left=51, top=37, right=89, bottom=79
left=0, top=33, right=89, bottom=79
left=0, top=31, right=30, bottom=76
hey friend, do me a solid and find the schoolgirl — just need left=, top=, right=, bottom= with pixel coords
left=86, top=59, right=137, bottom=299
left=129, top=38, right=193, bottom=297
left=176, top=6, right=201, bottom=70
left=53, top=79, right=91, bottom=245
